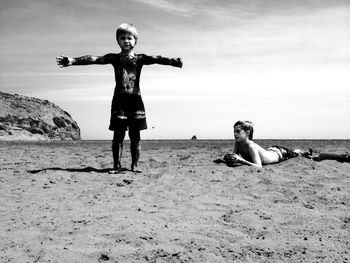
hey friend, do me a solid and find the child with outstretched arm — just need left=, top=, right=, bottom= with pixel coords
left=56, top=23, right=182, bottom=173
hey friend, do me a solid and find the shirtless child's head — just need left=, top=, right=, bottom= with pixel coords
left=233, top=120, right=254, bottom=141
left=116, top=23, right=138, bottom=51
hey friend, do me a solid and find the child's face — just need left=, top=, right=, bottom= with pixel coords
left=234, top=126, right=249, bottom=142
left=118, top=33, right=136, bottom=51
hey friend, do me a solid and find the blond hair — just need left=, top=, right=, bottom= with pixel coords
left=116, top=23, right=138, bottom=42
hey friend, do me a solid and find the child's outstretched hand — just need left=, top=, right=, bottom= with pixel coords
left=232, top=154, right=243, bottom=162
left=224, top=153, right=233, bottom=161
left=174, top=58, right=183, bottom=68
left=224, top=153, right=243, bottom=163
left=56, top=55, right=73, bottom=67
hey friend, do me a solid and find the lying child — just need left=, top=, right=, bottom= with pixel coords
left=216, top=120, right=310, bottom=168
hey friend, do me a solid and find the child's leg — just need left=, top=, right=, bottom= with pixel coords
left=112, top=130, right=126, bottom=171
left=313, top=153, right=350, bottom=162
left=129, top=128, right=141, bottom=172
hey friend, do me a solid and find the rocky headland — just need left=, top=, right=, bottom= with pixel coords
left=0, top=92, right=80, bottom=141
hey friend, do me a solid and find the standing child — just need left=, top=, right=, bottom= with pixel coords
left=56, top=23, right=182, bottom=173
left=221, top=120, right=311, bottom=168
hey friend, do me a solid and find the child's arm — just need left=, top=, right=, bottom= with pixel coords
left=224, top=142, right=238, bottom=161
left=56, top=54, right=111, bottom=67
left=232, top=145, right=262, bottom=168
left=232, top=154, right=262, bottom=168
left=141, top=55, right=183, bottom=68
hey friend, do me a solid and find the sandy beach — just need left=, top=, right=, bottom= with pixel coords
left=0, top=139, right=349, bottom=262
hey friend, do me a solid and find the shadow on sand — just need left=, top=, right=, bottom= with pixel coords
left=27, top=166, right=129, bottom=174
left=213, top=159, right=243, bottom=167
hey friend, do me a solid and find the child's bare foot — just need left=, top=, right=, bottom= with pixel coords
left=302, top=148, right=313, bottom=159
left=108, top=164, right=124, bottom=174
left=131, top=164, right=142, bottom=173
left=108, top=169, right=121, bottom=174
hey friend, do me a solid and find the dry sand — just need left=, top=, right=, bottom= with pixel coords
left=0, top=140, right=349, bottom=262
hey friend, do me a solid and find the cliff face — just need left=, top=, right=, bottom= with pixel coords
left=0, top=92, right=80, bottom=141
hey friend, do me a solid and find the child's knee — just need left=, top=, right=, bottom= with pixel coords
left=113, top=130, right=125, bottom=143
left=129, top=129, right=140, bottom=142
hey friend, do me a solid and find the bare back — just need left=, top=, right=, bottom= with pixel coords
left=236, top=141, right=280, bottom=165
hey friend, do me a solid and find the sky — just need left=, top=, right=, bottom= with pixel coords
left=0, top=0, right=349, bottom=139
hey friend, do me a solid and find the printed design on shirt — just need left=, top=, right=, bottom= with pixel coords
left=122, top=69, right=136, bottom=90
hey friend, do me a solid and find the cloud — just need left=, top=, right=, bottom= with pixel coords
left=130, top=0, right=196, bottom=16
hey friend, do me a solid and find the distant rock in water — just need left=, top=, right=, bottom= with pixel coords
left=191, top=135, right=197, bottom=140
left=0, top=92, right=80, bottom=141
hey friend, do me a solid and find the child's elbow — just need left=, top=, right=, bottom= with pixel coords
left=253, top=162, right=262, bottom=168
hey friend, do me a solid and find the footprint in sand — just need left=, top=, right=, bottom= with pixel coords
left=149, top=158, right=168, bottom=169
left=177, top=154, right=191, bottom=161
left=340, top=217, right=350, bottom=223
left=98, top=254, right=110, bottom=261
left=272, top=188, right=299, bottom=203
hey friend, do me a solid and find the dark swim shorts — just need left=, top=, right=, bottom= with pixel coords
left=267, top=145, right=298, bottom=162
left=109, top=95, right=147, bottom=131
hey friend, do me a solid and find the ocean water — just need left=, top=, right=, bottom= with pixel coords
left=1, top=139, right=349, bottom=154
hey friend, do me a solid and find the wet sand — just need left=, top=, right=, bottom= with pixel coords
left=0, top=140, right=349, bottom=262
